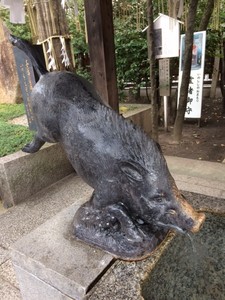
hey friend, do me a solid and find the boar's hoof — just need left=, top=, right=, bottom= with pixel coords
left=22, top=135, right=45, bottom=153
left=73, top=200, right=169, bottom=261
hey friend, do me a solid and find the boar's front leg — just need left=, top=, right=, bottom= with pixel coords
left=73, top=195, right=169, bottom=260
left=22, top=134, right=45, bottom=153
left=105, top=203, right=145, bottom=243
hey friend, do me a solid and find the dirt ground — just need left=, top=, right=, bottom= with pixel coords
left=159, top=96, right=225, bottom=163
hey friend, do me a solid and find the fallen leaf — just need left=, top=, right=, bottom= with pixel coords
left=119, top=106, right=128, bottom=113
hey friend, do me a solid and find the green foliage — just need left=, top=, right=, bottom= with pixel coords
left=0, top=121, right=33, bottom=157
left=66, top=1, right=150, bottom=95
left=76, top=66, right=92, bottom=81
left=0, top=103, right=27, bottom=121
left=0, top=6, right=31, bottom=40
left=0, top=104, right=33, bottom=157
left=66, top=8, right=88, bottom=56
left=114, top=19, right=149, bottom=92
left=66, top=0, right=89, bottom=77
left=206, top=30, right=221, bottom=57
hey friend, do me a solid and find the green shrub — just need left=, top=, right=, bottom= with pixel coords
left=0, top=104, right=33, bottom=157
left=0, top=103, right=27, bottom=121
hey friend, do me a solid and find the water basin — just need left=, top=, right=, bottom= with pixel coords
left=141, top=212, right=225, bottom=300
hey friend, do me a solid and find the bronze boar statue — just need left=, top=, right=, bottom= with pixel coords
left=10, top=35, right=205, bottom=260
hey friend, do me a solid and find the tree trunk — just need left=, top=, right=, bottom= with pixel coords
left=220, top=41, right=225, bottom=113
left=199, top=0, right=216, bottom=99
left=147, top=0, right=158, bottom=142
left=198, top=0, right=215, bottom=31
left=210, top=56, right=220, bottom=99
left=173, top=0, right=199, bottom=143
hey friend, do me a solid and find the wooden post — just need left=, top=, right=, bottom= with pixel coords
left=147, top=0, right=158, bottom=141
left=84, top=0, right=119, bottom=111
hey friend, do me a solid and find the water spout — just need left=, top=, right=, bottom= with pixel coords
left=157, top=221, right=186, bottom=234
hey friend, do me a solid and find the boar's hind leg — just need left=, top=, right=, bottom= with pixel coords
left=22, top=134, right=45, bottom=153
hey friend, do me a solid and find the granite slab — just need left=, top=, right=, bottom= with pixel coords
left=11, top=200, right=114, bottom=300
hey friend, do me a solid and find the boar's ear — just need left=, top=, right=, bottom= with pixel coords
left=119, top=161, right=144, bottom=182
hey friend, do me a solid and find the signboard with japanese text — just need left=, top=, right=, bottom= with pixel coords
left=13, top=47, right=37, bottom=131
left=159, top=58, right=170, bottom=96
left=177, top=31, right=206, bottom=118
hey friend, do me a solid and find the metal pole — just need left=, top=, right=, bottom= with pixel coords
left=163, top=96, right=168, bottom=131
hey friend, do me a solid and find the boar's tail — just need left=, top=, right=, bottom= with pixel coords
left=9, top=34, right=48, bottom=78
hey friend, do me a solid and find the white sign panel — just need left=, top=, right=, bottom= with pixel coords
left=159, top=59, right=170, bottom=96
left=177, top=31, right=206, bottom=118
left=154, top=14, right=181, bottom=59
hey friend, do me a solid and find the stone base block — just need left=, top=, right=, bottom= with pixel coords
left=11, top=201, right=114, bottom=300
left=0, top=144, right=74, bottom=208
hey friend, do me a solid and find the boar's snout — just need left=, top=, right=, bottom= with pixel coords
left=176, top=195, right=205, bottom=233
left=170, top=177, right=205, bottom=233
left=190, top=211, right=205, bottom=233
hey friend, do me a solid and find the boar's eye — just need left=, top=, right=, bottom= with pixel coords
left=119, top=161, right=144, bottom=182
left=155, top=197, right=163, bottom=203
left=153, top=193, right=166, bottom=203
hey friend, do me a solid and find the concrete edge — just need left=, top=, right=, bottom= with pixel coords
left=166, top=156, right=225, bottom=199
left=0, top=163, right=14, bottom=207
left=173, top=174, right=225, bottom=199
left=0, top=143, right=74, bottom=208
left=165, top=156, right=225, bottom=183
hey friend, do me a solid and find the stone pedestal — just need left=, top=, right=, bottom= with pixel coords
left=11, top=201, right=114, bottom=300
